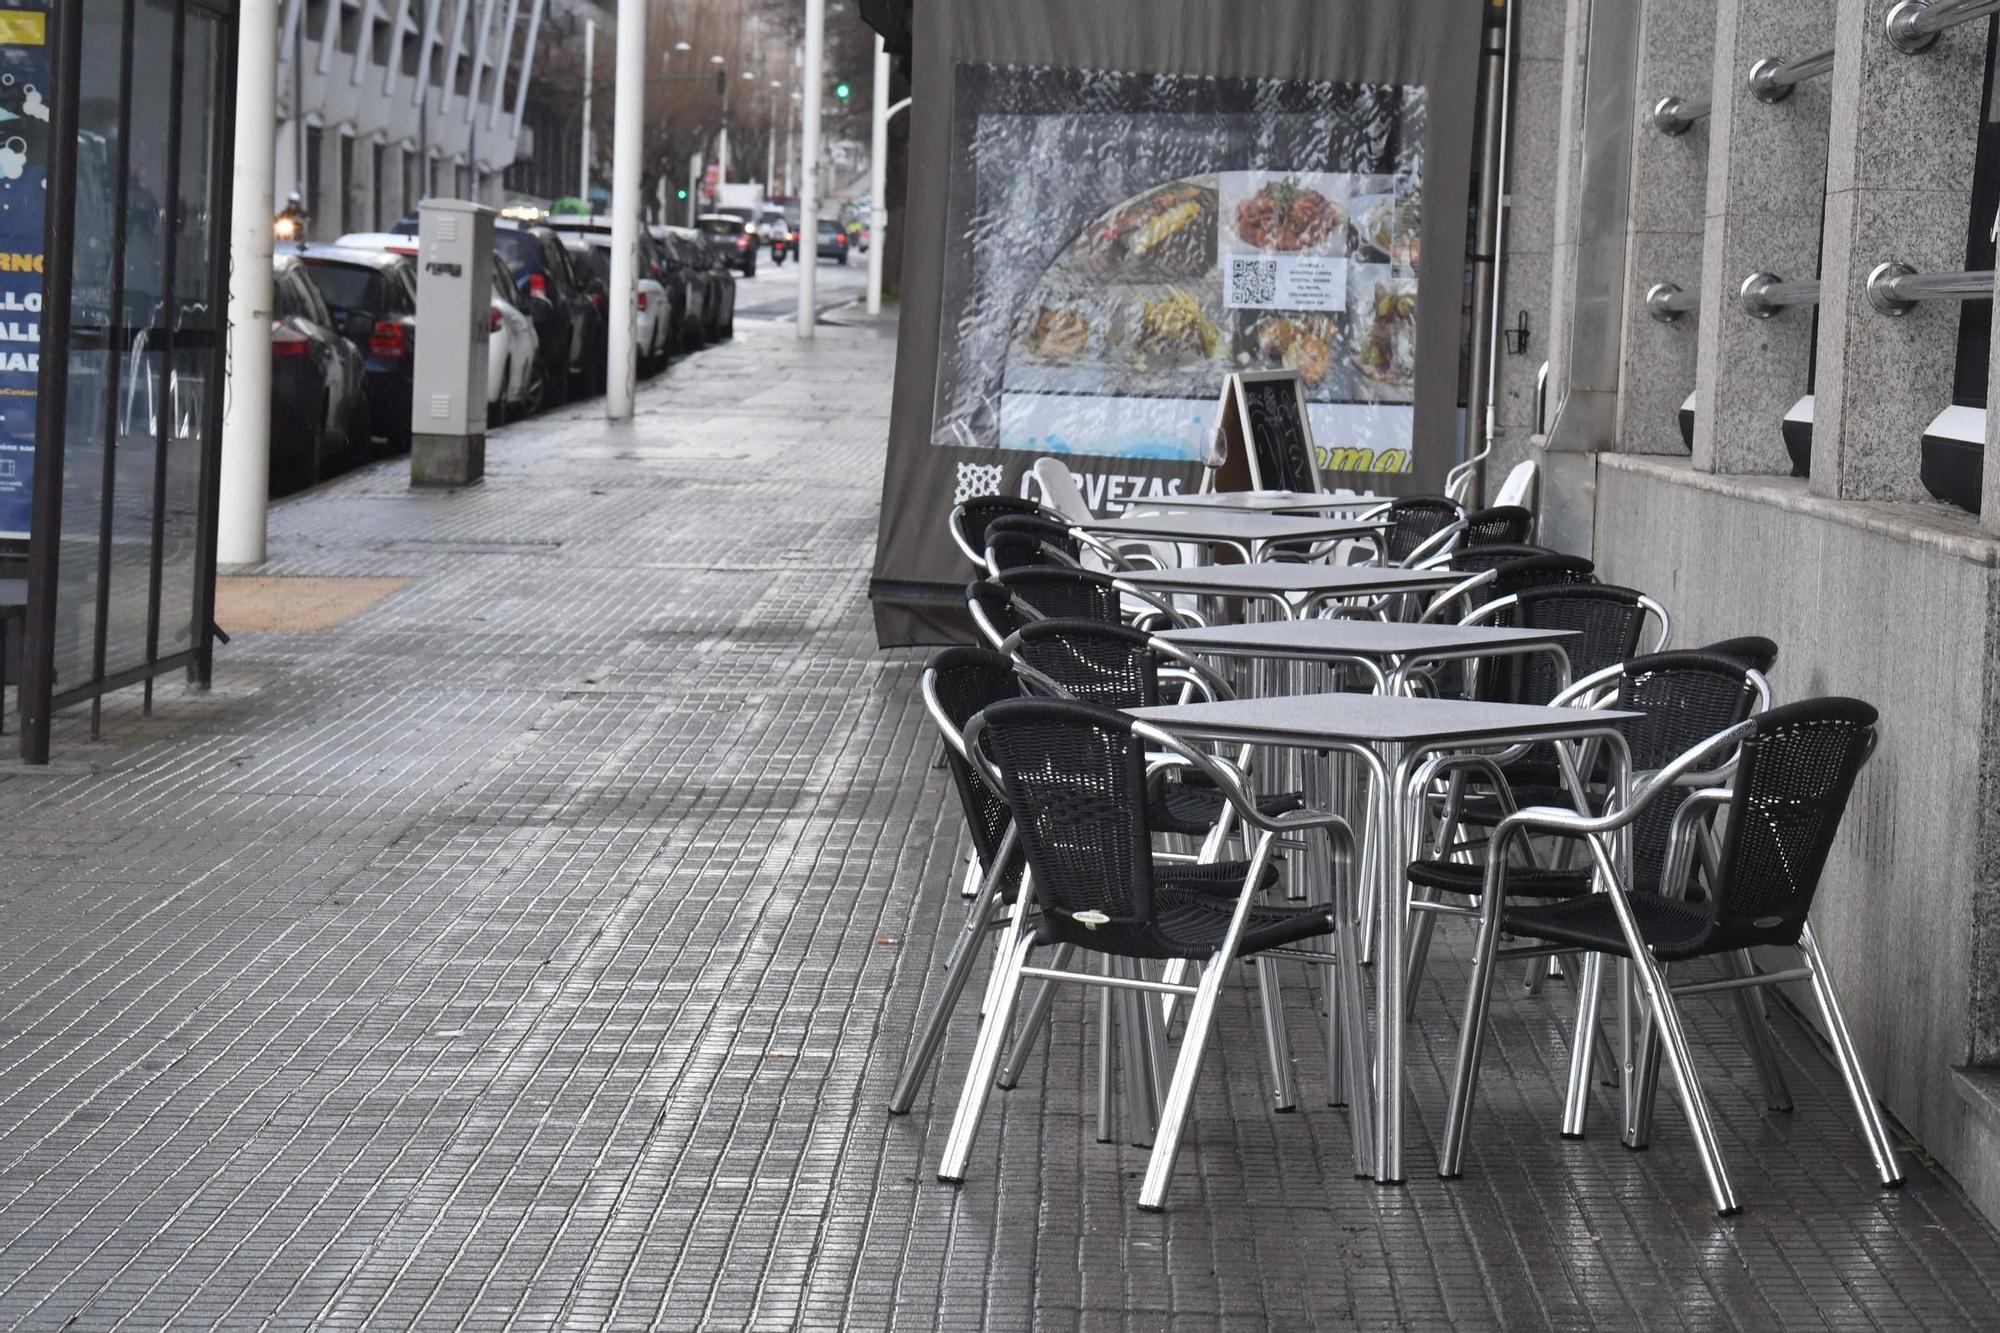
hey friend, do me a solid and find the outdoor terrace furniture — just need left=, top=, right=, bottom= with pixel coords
left=888, top=648, right=1027, bottom=1115
left=1436, top=697, right=1905, bottom=1216
left=1128, top=688, right=1641, bottom=1183
left=1697, top=635, right=1780, bottom=674
left=940, top=697, right=1356, bottom=1211
left=984, top=513, right=1089, bottom=576
left=1463, top=505, right=1536, bottom=547
left=967, top=579, right=1035, bottom=651
left=948, top=494, right=1048, bottom=568
left=1375, top=495, right=1466, bottom=567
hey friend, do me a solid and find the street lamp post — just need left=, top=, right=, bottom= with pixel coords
left=866, top=33, right=888, bottom=314
left=798, top=0, right=824, bottom=338
left=607, top=0, right=646, bottom=418
left=579, top=17, right=593, bottom=200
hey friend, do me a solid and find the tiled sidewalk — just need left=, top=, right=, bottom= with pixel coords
left=0, top=312, right=1996, bottom=1330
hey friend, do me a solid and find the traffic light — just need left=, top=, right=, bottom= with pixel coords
left=676, top=188, right=688, bottom=200
left=834, top=81, right=850, bottom=100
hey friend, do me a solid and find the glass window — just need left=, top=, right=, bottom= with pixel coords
left=302, top=261, right=384, bottom=315
left=1953, top=21, right=2000, bottom=409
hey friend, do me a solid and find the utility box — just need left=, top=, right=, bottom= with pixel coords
left=410, top=199, right=496, bottom=487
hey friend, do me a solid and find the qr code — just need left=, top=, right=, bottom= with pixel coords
left=1229, top=257, right=1279, bottom=306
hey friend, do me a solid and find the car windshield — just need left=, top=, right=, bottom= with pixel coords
left=301, top=261, right=384, bottom=312
left=697, top=218, right=743, bottom=237
left=494, top=230, right=539, bottom=275
left=817, top=221, right=842, bottom=237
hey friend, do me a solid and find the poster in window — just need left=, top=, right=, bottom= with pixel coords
left=0, top=5, right=48, bottom=541
left=934, top=65, right=1424, bottom=478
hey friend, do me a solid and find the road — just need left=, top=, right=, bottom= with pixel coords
left=730, top=244, right=870, bottom=319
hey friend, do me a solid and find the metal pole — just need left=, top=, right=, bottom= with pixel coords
left=797, top=0, right=824, bottom=338
left=1463, top=8, right=1505, bottom=502
left=1885, top=0, right=2000, bottom=52
left=607, top=0, right=644, bottom=417
left=292, top=7, right=304, bottom=193
left=866, top=32, right=888, bottom=315
left=687, top=151, right=698, bottom=225
left=579, top=17, right=592, bottom=200
left=221, top=0, right=278, bottom=567
left=1866, top=262, right=1997, bottom=315
left=1477, top=0, right=1519, bottom=500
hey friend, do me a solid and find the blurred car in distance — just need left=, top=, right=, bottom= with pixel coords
left=696, top=213, right=758, bottom=277
left=270, top=251, right=367, bottom=493
left=295, top=244, right=419, bottom=453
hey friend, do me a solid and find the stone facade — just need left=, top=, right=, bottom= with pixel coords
left=1516, top=0, right=2000, bottom=1224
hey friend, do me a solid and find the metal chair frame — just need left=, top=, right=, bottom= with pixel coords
left=948, top=495, right=1051, bottom=567
left=1435, top=711, right=1905, bottom=1216
left=940, top=704, right=1358, bottom=1212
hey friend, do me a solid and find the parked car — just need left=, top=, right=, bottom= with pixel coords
left=487, top=252, right=544, bottom=420
left=336, top=231, right=543, bottom=423
left=546, top=217, right=672, bottom=374
left=815, top=218, right=850, bottom=265
left=760, top=208, right=792, bottom=264
left=669, top=225, right=736, bottom=340
left=646, top=223, right=700, bottom=352
left=270, top=251, right=368, bottom=492
left=696, top=213, right=758, bottom=277
left=494, top=219, right=600, bottom=404
left=295, top=243, right=418, bottom=453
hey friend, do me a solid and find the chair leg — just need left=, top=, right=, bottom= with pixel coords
left=1402, top=889, right=1440, bottom=1022
left=1118, top=962, right=1157, bottom=1146
left=1559, top=951, right=1607, bottom=1139
left=1138, top=949, right=1232, bottom=1212
left=1096, top=961, right=1116, bottom=1144
left=1438, top=895, right=1507, bottom=1178
left=1625, top=979, right=1666, bottom=1150
left=936, top=926, right=1035, bottom=1184
left=888, top=883, right=1005, bottom=1115
left=1798, top=926, right=1905, bottom=1188
left=1625, top=942, right=1738, bottom=1216
left=996, top=944, right=1075, bottom=1090
left=1726, top=951, right=1793, bottom=1114
left=1255, top=956, right=1299, bottom=1111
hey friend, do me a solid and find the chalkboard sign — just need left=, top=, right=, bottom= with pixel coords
left=1206, top=370, right=1323, bottom=493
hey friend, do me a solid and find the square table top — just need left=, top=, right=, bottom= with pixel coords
left=1077, top=510, right=1381, bottom=545
left=1156, top=619, right=1577, bottom=662
left=1130, top=691, right=1638, bottom=748
left=1119, top=563, right=1462, bottom=599
left=1137, top=490, right=1385, bottom=515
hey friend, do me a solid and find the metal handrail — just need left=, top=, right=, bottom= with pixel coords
left=1738, top=272, right=1821, bottom=319
left=1866, top=262, right=1995, bottom=316
left=1645, top=282, right=1698, bottom=323
left=1885, top=0, right=2000, bottom=52
left=1650, top=95, right=1711, bottom=135
left=1749, top=49, right=1836, bottom=102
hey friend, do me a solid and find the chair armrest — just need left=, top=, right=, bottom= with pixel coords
left=1131, top=719, right=1356, bottom=851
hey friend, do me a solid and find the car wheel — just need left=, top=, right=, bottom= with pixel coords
left=547, top=356, right=569, bottom=408
left=517, top=357, right=545, bottom=419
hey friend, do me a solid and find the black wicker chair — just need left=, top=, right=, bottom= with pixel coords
left=1403, top=651, right=1770, bottom=1018
left=1696, top=635, right=1779, bottom=675
left=937, top=696, right=1354, bottom=1211
left=1438, top=697, right=1904, bottom=1215
left=995, top=566, right=1124, bottom=626
left=1379, top=495, right=1467, bottom=566
left=1463, top=505, right=1535, bottom=547
left=1005, top=618, right=1303, bottom=838
left=984, top=513, right=1087, bottom=575
left=1417, top=547, right=1580, bottom=628
left=948, top=494, right=1048, bottom=568
left=966, top=579, right=1036, bottom=650
left=888, top=648, right=1028, bottom=1114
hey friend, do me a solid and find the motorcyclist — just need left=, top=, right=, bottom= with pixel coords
left=274, top=190, right=311, bottom=242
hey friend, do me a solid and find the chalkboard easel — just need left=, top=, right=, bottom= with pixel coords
left=1203, top=370, right=1324, bottom=494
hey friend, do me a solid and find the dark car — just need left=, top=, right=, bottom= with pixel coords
left=494, top=219, right=601, bottom=404
left=696, top=213, right=757, bottom=277
left=270, top=252, right=367, bottom=492
left=671, top=226, right=736, bottom=340
left=296, top=245, right=418, bottom=453
left=656, top=226, right=716, bottom=350
left=644, top=224, right=697, bottom=353
left=815, top=218, right=850, bottom=265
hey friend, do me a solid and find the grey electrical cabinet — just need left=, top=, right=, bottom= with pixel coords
left=410, top=198, right=497, bottom=486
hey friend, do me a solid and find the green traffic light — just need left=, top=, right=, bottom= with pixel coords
left=677, top=189, right=688, bottom=199
left=835, top=81, right=850, bottom=99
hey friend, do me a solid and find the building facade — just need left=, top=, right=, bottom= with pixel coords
left=273, top=0, right=585, bottom=232
left=1499, top=0, right=2000, bottom=1223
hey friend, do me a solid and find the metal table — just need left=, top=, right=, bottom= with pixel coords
left=1129, top=690, right=1637, bottom=1185
left=1117, top=562, right=1462, bottom=619
left=1136, top=490, right=1387, bottom=515
left=1156, top=619, right=1577, bottom=693
left=1076, top=510, right=1382, bottom=562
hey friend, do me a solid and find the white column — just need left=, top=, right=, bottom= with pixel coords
left=606, top=0, right=645, bottom=419
left=716, top=123, right=729, bottom=189
left=579, top=17, right=593, bottom=200
left=866, top=33, right=888, bottom=315
left=220, top=0, right=278, bottom=566
left=797, top=0, right=824, bottom=338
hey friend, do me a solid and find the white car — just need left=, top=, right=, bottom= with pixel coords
left=545, top=217, right=672, bottom=374
left=333, top=231, right=544, bottom=422
left=484, top=252, right=543, bottom=420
